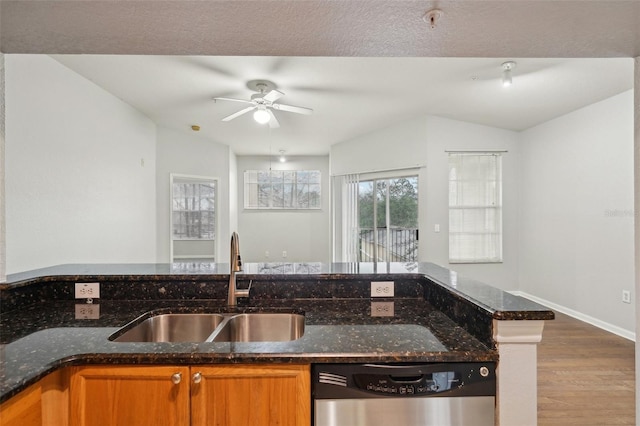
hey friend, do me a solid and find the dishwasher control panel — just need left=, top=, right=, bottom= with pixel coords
left=313, top=362, right=496, bottom=399
left=355, top=370, right=460, bottom=395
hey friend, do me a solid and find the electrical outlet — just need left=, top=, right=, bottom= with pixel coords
left=75, top=304, right=100, bottom=319
left=371, top=281, right=394, bottom=298
left=371, top=301, right=395, bottom=317
left=282, top=250, right=287, bottom=258
left=265, top=250, right=270, bottom=258
left=622, top=290, right=631, bottom=304
left=75, top=282, right=100, bottom=299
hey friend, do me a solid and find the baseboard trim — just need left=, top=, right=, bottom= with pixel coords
left=509, top=291, right=636, bottom=342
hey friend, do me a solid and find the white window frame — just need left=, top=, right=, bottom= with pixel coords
left=448, top=152, right=503, bottom=263
left=243, top=169, right=322, bottom=210
left=169, top=173, right=218, bottom=261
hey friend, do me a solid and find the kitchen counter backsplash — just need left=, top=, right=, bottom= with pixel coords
left=1, top=262, right=553, bottom=348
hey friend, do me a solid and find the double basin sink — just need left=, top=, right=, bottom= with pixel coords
left=110, top=311, right=305, bottom=343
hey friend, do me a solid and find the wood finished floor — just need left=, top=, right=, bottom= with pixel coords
left=538, top=312, right=635, bottom=425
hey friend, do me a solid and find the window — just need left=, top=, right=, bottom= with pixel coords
left=171, top=175, right=217, bottom=262
left=358, top=175, right=419, bottom=262
left=448, top=153, right=502, bottom=263
left=172, top=180, right=216, bottom=239
left=244, top=170, right=321, bottom=209
left=334, top=172, right=419, bottom=263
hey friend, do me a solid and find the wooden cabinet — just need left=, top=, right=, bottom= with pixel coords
left=0, top=369, right=68, bottom=426
left=192, top=365, right=310, bottom=426
left=0, top=382, right=42, bottom=426
left=69, top=364, right=310, bottom=426
left=69, top=366, right=190, bottom=426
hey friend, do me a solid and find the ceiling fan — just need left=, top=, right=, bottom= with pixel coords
left=213, top=80, right=313, bottom=129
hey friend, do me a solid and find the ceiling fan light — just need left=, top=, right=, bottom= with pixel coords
left=253, top=108, right=271, bottom=124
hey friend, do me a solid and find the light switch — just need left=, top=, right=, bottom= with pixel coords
left=434, top=224, right=441, bottom=233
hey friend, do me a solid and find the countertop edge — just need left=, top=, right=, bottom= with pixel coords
left=0, top=349, right=498, bottom=404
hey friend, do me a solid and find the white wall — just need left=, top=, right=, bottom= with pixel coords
left=633, top=56, right=639, bottom=426
left=5, top=55, right=157, bottom=274
left=155, top=126, right=231, bottom=263
left=0, top=53, right=6, bottom=282
left=330, top=117, right=428, bottom=176
left=237, top=155, right=331, bottom=263
left=229, top=150, right=238, bottom=236
left=331, top=115, right=520, bottom=290
left=424, top=116, right=521, bottom=290
left=520, top=90, right=635, bottom=333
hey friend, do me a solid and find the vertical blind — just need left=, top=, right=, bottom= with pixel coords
left=448, top=153, right=502, bottom=263
left=341, top=174, right=360, bottom=262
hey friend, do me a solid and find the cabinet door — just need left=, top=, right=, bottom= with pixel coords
left=0, top=382, right=42, bottom=426
left=69, top=366, right=190, bottom=426
left=191, top=364, right=310, bottom=426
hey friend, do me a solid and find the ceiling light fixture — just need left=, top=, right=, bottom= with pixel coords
left=279, top=150, right=286, bottom=163
left=253, top=106, right=270, bottom=124
left=502, top=61, right=516, bottom=87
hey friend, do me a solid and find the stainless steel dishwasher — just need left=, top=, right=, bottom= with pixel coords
left=313, top=362, right=495, bottom=426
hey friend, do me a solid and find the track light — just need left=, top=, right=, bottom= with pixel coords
left=502, top=61, right=516, bottom=87
left=279, top=150, right=286, bottom=163
left=253, top=107, right=270, bottom=124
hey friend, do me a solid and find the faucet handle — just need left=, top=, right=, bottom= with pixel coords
left=235, top=279, right=252, bottom=298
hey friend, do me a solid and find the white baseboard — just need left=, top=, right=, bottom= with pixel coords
left=509, top=290, right=636, bottom=342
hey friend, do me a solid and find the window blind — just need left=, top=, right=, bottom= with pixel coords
left=448, top=153, right=502, bottom=263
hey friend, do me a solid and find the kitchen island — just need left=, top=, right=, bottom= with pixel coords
left=0, top=262, right=553, bottom=425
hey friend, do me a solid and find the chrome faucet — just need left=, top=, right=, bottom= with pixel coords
left=228, top=232, right=249, bottom=306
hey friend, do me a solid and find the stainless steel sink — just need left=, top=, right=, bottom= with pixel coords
left=110, top=312, right=305, bottom=343
left=207, top=313, right=305, bottom=342
left=111, top=313, right=226, bottom=342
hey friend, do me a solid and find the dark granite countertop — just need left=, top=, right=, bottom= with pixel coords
left=0, top=262, right=553, bottom=403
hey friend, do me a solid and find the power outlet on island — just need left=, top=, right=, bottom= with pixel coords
left=371, top=301, right=395, bottom=317
left=371, top=281, right=394, bottom=298
left=75, top=304, right=101, bottom=319
left=75, top=282, right=100, bottom=299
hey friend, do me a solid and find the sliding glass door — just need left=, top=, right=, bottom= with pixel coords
left=357, top=176, right=418, bottom=262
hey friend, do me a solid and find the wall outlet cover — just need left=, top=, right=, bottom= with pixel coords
left=75, top=304, right=100, bottom=319
left=371, top=301, right=395, bottom=317
left=371, top=281, right=394, bottom=297
left=75, top=282, right=100, bottom=299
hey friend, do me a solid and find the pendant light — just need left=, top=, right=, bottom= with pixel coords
left=502, top=61, right=516, bottom=87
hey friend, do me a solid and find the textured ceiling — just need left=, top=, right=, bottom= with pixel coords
left=2, top=1, right=640, bottom=57
left=3, top=0, right=639, bottom=155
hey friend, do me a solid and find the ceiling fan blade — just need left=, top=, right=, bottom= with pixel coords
left=267, top=109, right=280, bottom=129
left=263, top=89, right=284, bottom=103
left=222, top=106, right=256, bottom=122
left=213, top=97, right=254, bottom=105
left=272, top=103, right=313, bottom=115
